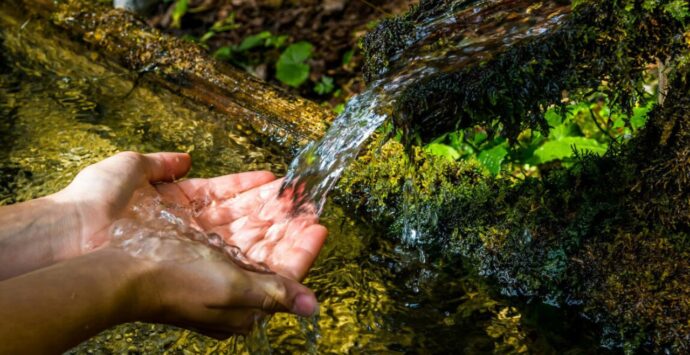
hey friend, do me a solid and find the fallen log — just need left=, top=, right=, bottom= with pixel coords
left=20, top=0, right=332, bottom=148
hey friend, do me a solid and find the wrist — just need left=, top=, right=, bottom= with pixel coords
left=42, top=191, right=84, bottom=261
left=94, top=248, right=163, bottom=323
left=0, top=194, right=82, bottom=279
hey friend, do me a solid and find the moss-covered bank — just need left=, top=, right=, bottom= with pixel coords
left=344, top=1, right=690, bottom=351
left=338, top=64, right=690, bottom=352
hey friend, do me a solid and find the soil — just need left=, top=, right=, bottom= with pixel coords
left=147, top=0, right=416, bottom=105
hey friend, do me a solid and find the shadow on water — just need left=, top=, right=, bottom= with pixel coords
left=0, top=2, right=614, bottom=353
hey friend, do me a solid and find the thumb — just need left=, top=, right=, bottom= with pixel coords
left=247, top=271, right=319, bottom=317
left=141, top=152, right=192, bottom=183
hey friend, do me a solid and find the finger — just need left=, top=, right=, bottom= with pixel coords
left=142, top=152, right=192, bottom=182
left=155, top=183, right=191, bottom=206
left=176, top=171, right=277, bottom=201
left=230, top=270, right=318, bottom=317
left=270, top=224, right=328, bottom=281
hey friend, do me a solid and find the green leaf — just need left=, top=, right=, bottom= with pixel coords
left=569, top=102, right=590, bottom=116
left=631, top=105, right=651, bottom=130
left=544, top=107, right=563, bottom=127
left=314, top=76, right=335, bottom=95
left=238, top=31, right=272, bottom=52
left=472, top=131, right=488, bottom=146
left=534, top=137, right=607, bottom=164
left=199, top=31, right=215, bottom=43
left=333, top=103, right=345, bottom=115
left=276, top=42, right=313, bottom=87
left=213, top=46, right=233, bottom=61
left=549, top=123, right=580, bottom=140
left=171, top=0, right=188, bottom=29
left=425, top=143, right=461, bottom=161
left=478, top=145, right=508, bottom=175
left=342, top=49, right=354, bottom=65
left=210, top=12, right=239, bottom=32
left=448, top=131, right=462, bottom=149
left=664, top=0, right=690, bottom=22
left=265, top=35, right=288, bottom=48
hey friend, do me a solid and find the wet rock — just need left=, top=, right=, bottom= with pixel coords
left=362, top=0, right=686, bottom=143
left=113, top=0, right=159, bottom=15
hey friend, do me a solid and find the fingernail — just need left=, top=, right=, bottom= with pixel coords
left=292, top=293, right=318, bottom=317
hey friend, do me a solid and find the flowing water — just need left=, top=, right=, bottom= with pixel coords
left=0, top=1, right=612, bottom=353
left=281, top=0, right=571, bottom=216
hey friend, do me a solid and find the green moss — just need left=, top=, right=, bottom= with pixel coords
left=363, top=0, right=686, bottom=143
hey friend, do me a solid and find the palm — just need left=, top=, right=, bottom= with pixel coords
left=66, top=152, right=327, bottom=282
left=155, top=173, right=327, bottom=281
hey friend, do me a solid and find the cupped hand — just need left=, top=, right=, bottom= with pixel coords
left=53, top=151, right=328, bottom=281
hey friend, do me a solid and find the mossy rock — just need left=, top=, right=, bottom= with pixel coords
left=362, top=0, right=686, bottom=143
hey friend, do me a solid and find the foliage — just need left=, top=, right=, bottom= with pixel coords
left=660, top=0, right=690, bottom=22
left=213, top=31, right=287, bottom=63
left=170, top=0, right=188, bottom=29
left=199, top=12, right=240, bottom=44
left=338, top=74, right=690, bottom=351
left=314, top=76, right=334, bottom=95
left=350, top=1, right=690, bottom=351
left=342, top=49, right=354, bottom=66
left=275, top=41, right=313, bottom=87
left=421, top=93, right=654, bottom=176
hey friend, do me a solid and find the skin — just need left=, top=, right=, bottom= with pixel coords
left=0, top=151, right=328, bottom=353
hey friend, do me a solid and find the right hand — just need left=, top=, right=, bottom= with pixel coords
left=131, top=247, right=318, bottom=339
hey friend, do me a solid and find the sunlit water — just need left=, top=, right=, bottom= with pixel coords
left=0, top=1, right=608, bottom=353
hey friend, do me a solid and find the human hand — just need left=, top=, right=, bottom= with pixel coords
left=134, top=246, right=319, bottom=338
left=0, top=246, right=319, bottom=354
left=52, top=151, right=328, bottom=282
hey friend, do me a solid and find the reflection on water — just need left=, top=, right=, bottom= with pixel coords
left=0, top=6, right=606, bottom=354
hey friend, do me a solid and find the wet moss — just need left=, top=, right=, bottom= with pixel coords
left=362, top=0, right=686, bottom=143
left=337, top=66, right=690, bottom=352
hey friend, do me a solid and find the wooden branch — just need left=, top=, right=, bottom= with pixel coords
left=20, top=0, right=332, bottom=147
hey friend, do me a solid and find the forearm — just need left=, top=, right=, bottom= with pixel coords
left=0, top=248, right=153, bottom=354
left=0, top=195, right=79, bottom=280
